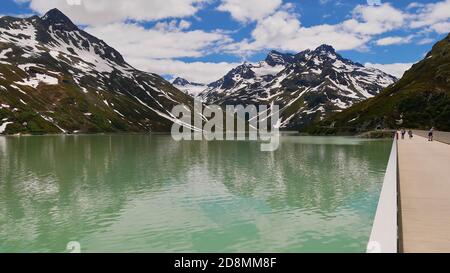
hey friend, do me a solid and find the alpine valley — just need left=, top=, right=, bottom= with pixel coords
left=0, top=9, right=400, bottom=135
left=0, top=9, right=194, bottom=134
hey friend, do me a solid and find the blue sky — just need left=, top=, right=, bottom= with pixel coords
left=1, top=0, right=450, bottom=82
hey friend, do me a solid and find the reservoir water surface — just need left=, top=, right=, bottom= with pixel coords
left=0, top=135, right=392, bottom=253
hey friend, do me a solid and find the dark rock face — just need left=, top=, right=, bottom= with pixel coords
left=0, top=10, right=193, bottom=134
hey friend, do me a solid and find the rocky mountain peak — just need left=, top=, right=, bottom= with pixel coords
left=41, top=8, right=78, bottom=31
left=172, top=77, right=190, bottom=86
left=34, top=9, right=127, bottom=66
left=314, top=44, right=336, bottom=54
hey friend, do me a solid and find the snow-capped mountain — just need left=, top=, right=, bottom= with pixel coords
left=201, top=45, right=397, bottom=130
left=172, top=77, right=206, bottom=97
left=0, top=9, right=193, bottom=134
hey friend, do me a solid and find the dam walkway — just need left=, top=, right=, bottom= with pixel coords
left=398, top=133, right=450, bottom=253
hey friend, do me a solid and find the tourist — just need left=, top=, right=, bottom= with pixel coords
left=401, top=129, right=406, bottom=140
left=428, top=127, right=434, bottom=142
left=408, top=130, right=413, bottom=139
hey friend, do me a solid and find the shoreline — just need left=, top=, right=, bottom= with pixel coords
left=0, top=131, right=394, bottom=138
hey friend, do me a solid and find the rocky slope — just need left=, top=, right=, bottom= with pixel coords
left=201, top=46, right=397, bottom=130
left=307, top=33, right=450, bottom=135
left=0, top=9, right=193, bottom=135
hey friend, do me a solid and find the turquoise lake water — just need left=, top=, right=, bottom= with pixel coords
left=0, top=135, right=392, bottom=253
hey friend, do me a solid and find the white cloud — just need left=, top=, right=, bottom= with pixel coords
left=241, top=10, right=369, bottom=53
left=376, top=35, right=413, bottom=46
left=407, top=2, right=425, bottom=10
left=222, top=1, right=449, bottom=56
left=217, top=0, right=282, bottom=23
left=319, top=0, right=331, bottom=5
left=365, top=62, right=414, bottom=78
left=344, top=3, right=406, bottom=35
left=128, top=58, right=240, bottom=84
left=223, top=3, right=407, bottom=55
left=18, top=0, right=208, bottom=25
left=153, top=20, right=192, bottom=32
left=410, top=0, right=450, bottom=33
left=83, top=22, right=236, bottom=83
left=85, top=22, right=230, bottom=60
left=417, top=37, right=435, bottom=45
left=430, top=21, right=450, bottom=34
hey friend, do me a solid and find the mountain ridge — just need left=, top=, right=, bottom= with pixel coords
left=0, top=9, right=193, bottom=134
left=200, top=44, right=397, bottom=130
left=306, top=33, right=450, bottom=134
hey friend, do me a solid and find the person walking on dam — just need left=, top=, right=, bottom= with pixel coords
left=428, top=127, right=434, bottom=142
left=408, top=130, right=413, bottom=139
left=401, top=129, right=406, bottom=140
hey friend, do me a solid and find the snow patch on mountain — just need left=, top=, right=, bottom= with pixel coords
left=0, top=121, right=13, bottom=134
left=16, top=73, right=59, bottom=88
left=252, top=63, right=285, bottom=77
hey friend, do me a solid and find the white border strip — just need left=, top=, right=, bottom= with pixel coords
left=367, top=138, right=398, bottom=253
